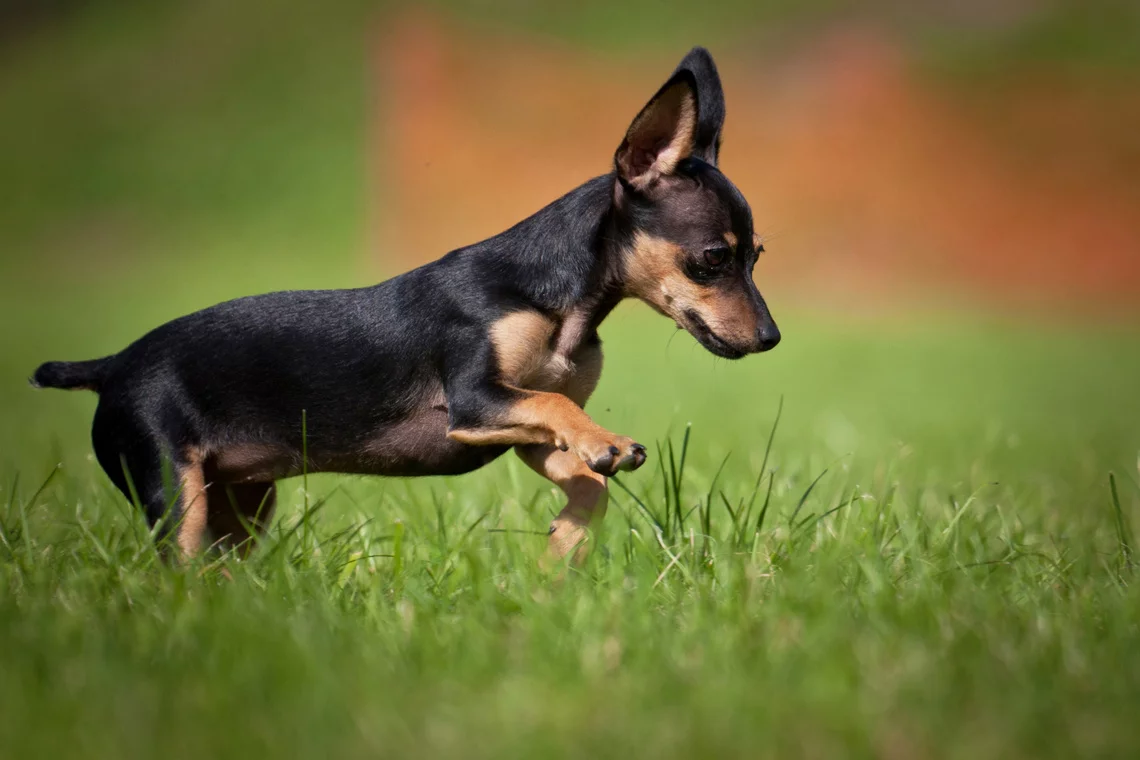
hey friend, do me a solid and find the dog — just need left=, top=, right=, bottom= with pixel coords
left=32, top=47, right=779, bottom=561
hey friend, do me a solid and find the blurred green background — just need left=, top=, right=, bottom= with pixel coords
left=3, top=0, right=1138, bottom=467
left=3, top=3, right=1140, bottom=757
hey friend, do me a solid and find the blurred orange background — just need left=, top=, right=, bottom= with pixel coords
left=1, top=1, right=1138, bottom=322
left=374, top=6, right=1140, bottom=316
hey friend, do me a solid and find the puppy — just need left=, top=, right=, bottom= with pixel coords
left=33, top=47, right=779, bottom=560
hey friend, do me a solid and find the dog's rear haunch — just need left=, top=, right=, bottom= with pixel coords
left=33, top=47, right=779, bottom=563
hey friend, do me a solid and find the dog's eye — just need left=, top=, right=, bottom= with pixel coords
left=702, top=247, right=731, bottom=268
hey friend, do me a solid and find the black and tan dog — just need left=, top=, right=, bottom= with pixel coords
left=32, top=47, right=779, bottom=561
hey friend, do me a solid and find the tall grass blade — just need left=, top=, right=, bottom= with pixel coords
left=1109, top=472, right=1134, bottom=574
left=789, top=468, right=829, bottom=527
left=26, top=463, right=61, bottom=511
left=612, top=475, right=664, bottom=532
left=742, top=397, right=783, bottom=532
left=756, top=472, right=775, bottom=535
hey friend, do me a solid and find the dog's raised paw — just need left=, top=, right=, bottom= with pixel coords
left=578, top=436, right=647, bottom=476
left=616, top=442, right=647, bottom=472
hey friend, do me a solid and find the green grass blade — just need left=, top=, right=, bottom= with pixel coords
left=1109, top=472, right=1134, bottom=574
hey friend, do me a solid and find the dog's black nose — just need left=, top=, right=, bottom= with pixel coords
left=755, top=323, right=781, bottom=352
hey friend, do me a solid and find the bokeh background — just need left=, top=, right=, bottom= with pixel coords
left=1, top=0, right=1138, bottom=460
left=4, top=5, right=1140, bottom=757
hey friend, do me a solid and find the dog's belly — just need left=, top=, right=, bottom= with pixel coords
left=207, top=406, right=508, bottom=483
left=346, top=406, right=509, bottom=477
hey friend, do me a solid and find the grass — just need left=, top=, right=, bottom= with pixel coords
left=3, top=310, right=1140, bottom=759
left=3, top=3, right=1140, bottom=758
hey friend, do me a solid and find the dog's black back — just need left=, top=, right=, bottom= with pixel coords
left=32, top=47, right=779, bottom=557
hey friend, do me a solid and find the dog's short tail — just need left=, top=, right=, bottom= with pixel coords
left=30, top=356, right=114, bottom=392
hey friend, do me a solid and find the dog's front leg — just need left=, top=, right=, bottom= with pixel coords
left=446, top=384, right=646, bottom=475
left=443, top=343, right=643, bottom=563
left=517, top=444, right=608, bottom=562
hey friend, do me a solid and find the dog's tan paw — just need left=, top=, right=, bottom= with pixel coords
left=572, top=435, right=647, bottom=476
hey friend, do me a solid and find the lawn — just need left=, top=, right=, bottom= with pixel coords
left=4, top=302, right=1140, bottom=758
left=3, top=3, right=1140, bottom=758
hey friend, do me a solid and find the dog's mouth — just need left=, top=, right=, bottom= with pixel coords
left=681, top=310, right=748, bottom=360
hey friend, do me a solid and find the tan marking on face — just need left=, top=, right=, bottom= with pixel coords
left=689, top=284, right=761, bottom=347
left=623, top=231, right=694, bottom=315
left=753, top=232, right=763, bottom=251
left=624, top=231, right=760, bottom=349
left=724, top=231, right=738, bottom=248
left=176, top=452, right=209, bottom=557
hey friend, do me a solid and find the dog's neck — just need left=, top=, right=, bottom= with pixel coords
left=459, top=173, right=631, bottom=329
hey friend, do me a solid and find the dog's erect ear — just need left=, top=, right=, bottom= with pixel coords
left=615, top=71, right=698, bottom=189
left=670, top=47, right=725, bottom=165
left=615, top=48, right=727, bottom=189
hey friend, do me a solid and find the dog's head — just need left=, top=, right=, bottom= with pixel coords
left=615, top=48, right=779, bottom=359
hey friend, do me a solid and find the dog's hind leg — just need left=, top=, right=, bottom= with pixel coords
left=170, top=455, right=210, bottom=558
left=91, top=403, right=209, bottom=559
left=517, top=444, right=608, bottom=564
left=204, top=481, right=277, bottom=557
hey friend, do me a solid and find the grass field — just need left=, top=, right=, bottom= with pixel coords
left=3, top=3, right=1140, bottom=758
left=4, top=304, right=1140, bottom=758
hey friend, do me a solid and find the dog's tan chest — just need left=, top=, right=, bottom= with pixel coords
left=490, top=309, right=602, bottom=403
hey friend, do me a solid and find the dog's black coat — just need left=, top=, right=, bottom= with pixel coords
left=33, top=47, right=779, bottom=545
